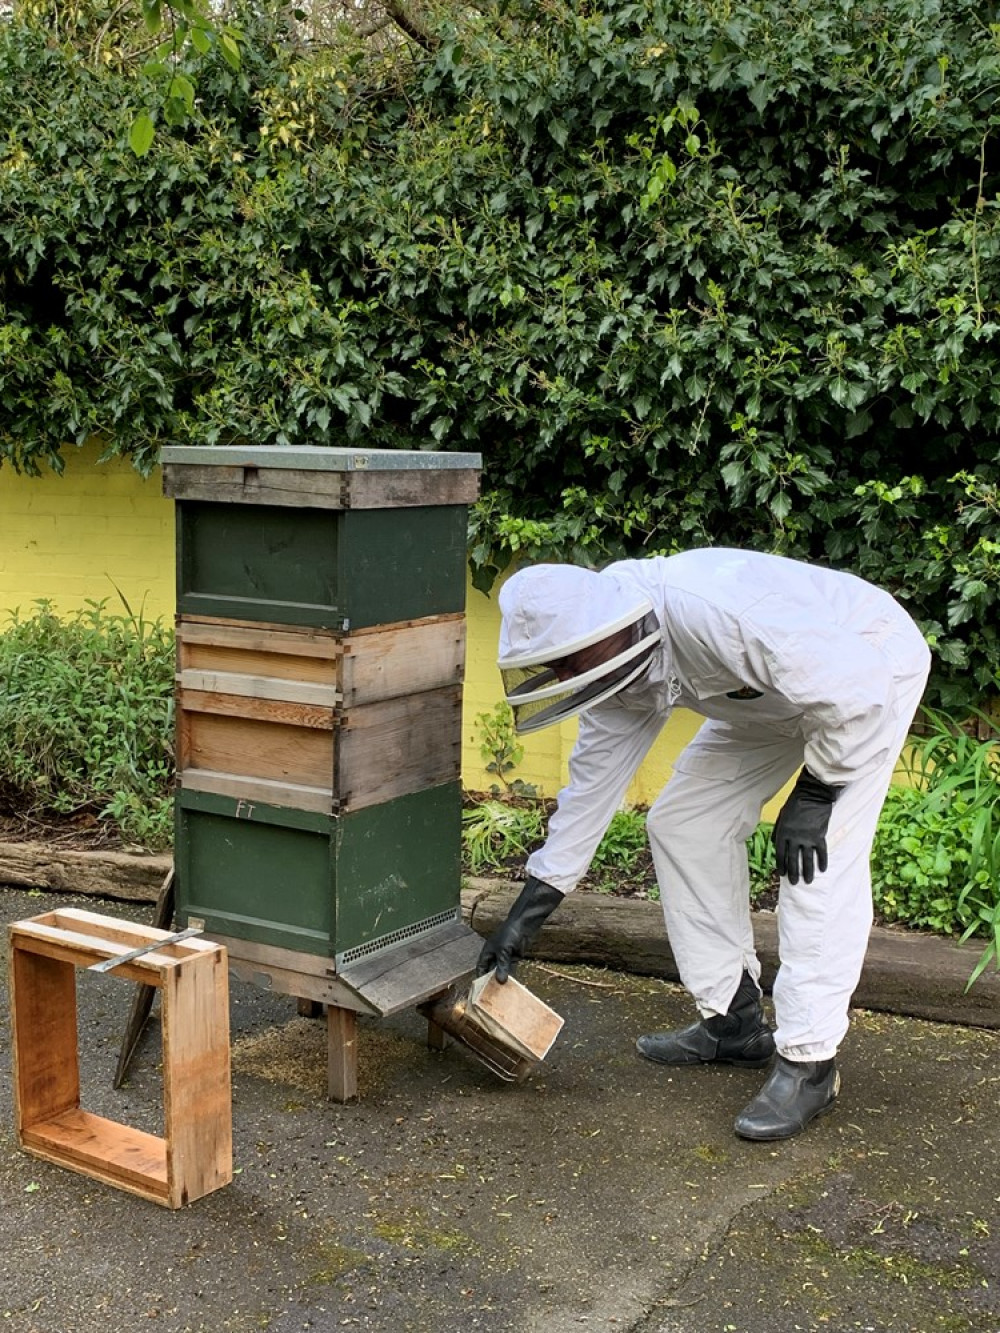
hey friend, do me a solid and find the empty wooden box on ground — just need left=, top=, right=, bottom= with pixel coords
left=9, top=907, right=232, bottom=1207
left=162, top=446, right=484, bottom=1100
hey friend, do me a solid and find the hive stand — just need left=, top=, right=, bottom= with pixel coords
left=10, top=907, right=232, bottom=1208
left=217, top=921, right=483, bottom=1102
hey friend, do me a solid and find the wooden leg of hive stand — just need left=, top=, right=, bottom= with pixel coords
left=326, top=1005, right=358, bottom=1103
left=427, top=1018, right=448, bottom=1051
left=113, top=866, right=175, bottom=1089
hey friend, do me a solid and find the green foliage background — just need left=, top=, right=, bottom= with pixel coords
left=0, top=601, right=174, bottom=849
left=2, top=0, right=1000, bottom=709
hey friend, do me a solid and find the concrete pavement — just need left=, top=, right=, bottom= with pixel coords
left=2, top=884, right=998, bottom=1333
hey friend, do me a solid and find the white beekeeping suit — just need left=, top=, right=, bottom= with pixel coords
left=496, top=548, right=930, bottom=1076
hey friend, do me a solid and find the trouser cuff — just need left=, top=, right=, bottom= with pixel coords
left=776, top=1043, right=839, bottom=1063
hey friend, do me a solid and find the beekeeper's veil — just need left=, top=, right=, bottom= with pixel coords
left=498, top=565, right=660, bottom=734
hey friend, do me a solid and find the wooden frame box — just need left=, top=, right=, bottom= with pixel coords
left=9, top=908, right=232, bottom=1208
left=175, top=614, right=465, bottom=815
left=161, top=447, right=481, bottom=631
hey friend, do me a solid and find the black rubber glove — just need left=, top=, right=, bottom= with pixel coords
left=773, top=768, right=844, bottom=886
left=476, top=875, right=563, bottom=983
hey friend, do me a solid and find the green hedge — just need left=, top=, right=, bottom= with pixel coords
left=1, top=0, right=999, bottom=710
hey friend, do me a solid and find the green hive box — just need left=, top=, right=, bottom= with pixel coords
left=161, top=445, right=481, bottom=965
left=163, top=446, right=479, bottom=630
left=174, top=783, right=463, bottom=963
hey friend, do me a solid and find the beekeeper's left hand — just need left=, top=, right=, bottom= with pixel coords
left=773, top=769, right=843, bottom=886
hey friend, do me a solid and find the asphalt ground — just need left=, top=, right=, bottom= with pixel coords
left=2, top=884, right=999, bottom=1333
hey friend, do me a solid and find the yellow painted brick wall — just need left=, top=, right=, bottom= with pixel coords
left=0, top=442, right=761, bottom=808
left=0, top=440, right=175, bottom=622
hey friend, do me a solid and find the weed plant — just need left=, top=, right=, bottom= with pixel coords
left=0, top=600, right=174, bottom=850
left=462, top=799, right=547, bottom=875
left=588, top=809, right=652, bottom=895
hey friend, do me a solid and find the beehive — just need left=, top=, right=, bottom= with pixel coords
left=162, top=446, right=481, bottom=968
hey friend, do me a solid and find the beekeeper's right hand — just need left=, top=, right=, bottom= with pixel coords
left=476, top=876, right=564, bottom=983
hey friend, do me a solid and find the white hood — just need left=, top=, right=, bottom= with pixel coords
left=498, top=564, right=653, bottom=667
left=497, top=565, right=660, bottom=734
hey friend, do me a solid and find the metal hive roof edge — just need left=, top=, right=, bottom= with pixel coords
left=159, top=445, right=483, bottom=472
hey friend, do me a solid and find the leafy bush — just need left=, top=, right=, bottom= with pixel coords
left=871, top=787, right=984, bottom=936
left=873, top=709, right=1000, bottom=985
left=0, top=600, right=175, bottom=849
left=588, top=808, right=652, bottom=895
left=746, top=822, right=777, bottom=903
left=475, top=702, right=536, bottom=798
left=2, top=0, right=1000, bottom=711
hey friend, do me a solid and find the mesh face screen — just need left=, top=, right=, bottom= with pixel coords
left=502, top=614, right=660, bottom=734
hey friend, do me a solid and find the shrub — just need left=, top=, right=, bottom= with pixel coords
left=2, top=0, right=999, bottom=711
left=462, top=798, right=547, bottom=874
left=588, top=808, right=650, bottom=895
left=875, top=709, right=1000, bottom=985
left=0, top=600, right=175, bottom=850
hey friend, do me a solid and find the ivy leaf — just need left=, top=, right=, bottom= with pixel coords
left=128, top=112, right=156, bottom=158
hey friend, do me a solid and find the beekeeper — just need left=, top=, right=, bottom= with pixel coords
left=476, top=548, right=930, bottom=1141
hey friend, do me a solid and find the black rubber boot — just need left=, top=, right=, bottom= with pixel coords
left=635, top=971, right=775, bottom=1069
left=733, top=1055, right=840, bottom=1141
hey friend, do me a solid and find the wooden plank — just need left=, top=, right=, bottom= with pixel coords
left=201, top=932, right=337, bottom=978
left=337, top=920, right=482, bottom=1017
left=178, top=670, right=341, bottom=707
left=178, top=769, right=333, bottom=815
left=16, top=907, right=217, bottom=959
left=179, top=685, right=462, bottom=810
left=12, top=918, right=200, bottom=973
left=22, top=1110, right=169, bottom=1200
left=178, top=712, right=333, bottom=790
left=161, top=952, right=233, bottom=1207
left=340, top=619, right=466, bottom=706
left=178, top=686, right=337, bottom=728
left=11, top=947, right=79, bottom=1132
left=341, top=469, right=479, bottom=509
left=164, top=466, right=348, bottom=509
left=181, top=643, right=338, bottom=685
left=326, top=1006, right=358, bottom=1103
left=9, top=933, right=172, bottom=987
left=222, top=955, right=378, bottom=1015
left=337, top=686, right=462, bottom=811
left=178, top=618, right=342, bottom=660
left=165, top=464, right=479, bottom=510
left=177, top=615, right=463, bottom=703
